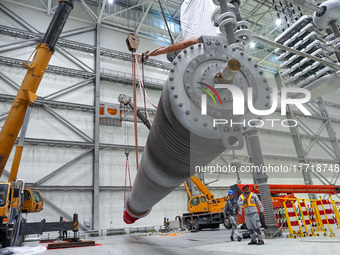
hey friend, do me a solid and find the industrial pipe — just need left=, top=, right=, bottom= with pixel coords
left=290, top=71, right=340, bottom=100
left=286, top=0, right=325, bottom=15
left=330, top=21, right=340, bottom=62
left=215, top=59, right=241, bottom=83
left=313, top=0, right=340, bottom=29
left=255, top=34, right=340, bottom=70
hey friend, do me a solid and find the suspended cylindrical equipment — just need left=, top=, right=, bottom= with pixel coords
left=123, top=34, right=271, bottom=223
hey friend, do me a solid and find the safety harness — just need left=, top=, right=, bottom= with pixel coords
left=240, top=193, right=257, bottom=208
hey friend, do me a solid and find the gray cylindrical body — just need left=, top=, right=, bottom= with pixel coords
left=127, top=86, right=226, bottom=214
left=125, top=35, right=271, bottom=218
left=219, top=0, right=237, bottom=44
left=245, top=129, right=279, bottom=236
left=313, top=0, right=340, bottom=29
left=290, top=72, right=340, bottom=101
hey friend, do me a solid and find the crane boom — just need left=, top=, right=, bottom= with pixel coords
left=190, top=175, right=215, bottom=200
left=0, top=0, right=74, bottom=179
left=231, top=184, right=340, bottom=196
left=183, top=182, right=192, bottom=198
left=252, top=184, right=340, bottom=195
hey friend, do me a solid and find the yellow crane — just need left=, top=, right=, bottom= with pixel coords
left=183, top=175, right=229, bottom=231
left=0, top=0, right=74, bottom=247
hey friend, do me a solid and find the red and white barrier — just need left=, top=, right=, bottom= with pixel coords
left=285, top=201, right=302, bottom=235
left=316, top=199, right=337, bottom=226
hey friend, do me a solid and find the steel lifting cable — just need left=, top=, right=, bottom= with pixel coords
left=123, top=113, right=131, bottom=202
left=135, top=56, right=156, bottom=127
left=124, top=150, right=132, bottom=203
left=135, top=56, right=157, bottom=109
left=157, top=0, right=174, bottom=44
left=131, top=54, right=139, bottom=170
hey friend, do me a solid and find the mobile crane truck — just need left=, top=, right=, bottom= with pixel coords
left=182, top=175, right=229, bottom=231
left=0, top=0, right=79, bottom=247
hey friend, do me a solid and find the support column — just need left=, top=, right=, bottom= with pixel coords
left=244, top=129, right=280, bottom=238
left=219, top=0, right=237, bottom=45
left=318, top=98, right=340, bottom=185
left=245, top=135, right=258, bottom=184
left=92, top=23, right=101, bottom=230
left=275, top=73, right=315, bottom=199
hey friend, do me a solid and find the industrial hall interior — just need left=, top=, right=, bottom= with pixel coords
left=1, top=0, right=340, bottom=254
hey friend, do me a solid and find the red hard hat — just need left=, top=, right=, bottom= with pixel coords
left=242, top=184, right=249, bottom=190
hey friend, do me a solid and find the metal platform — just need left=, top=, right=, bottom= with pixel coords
left=46, top=240, right=95, bottom=249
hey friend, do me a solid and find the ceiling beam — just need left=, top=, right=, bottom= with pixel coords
left=47, top=0, right=52, bottom=15
left=135, top=0, right=154, bottom=34
left=80, top=0, right=98, bottom=22
left=98, top=0, right=107, bottom=24
left=102, top=1, right=151, bottom=21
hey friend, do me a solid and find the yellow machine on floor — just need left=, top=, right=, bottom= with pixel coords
left=182, top=175, right=229, bottom=231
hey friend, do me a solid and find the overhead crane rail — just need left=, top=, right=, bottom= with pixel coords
left=0, top=56, right=165, bottom=90
left=0, top=25, right=172, bottom=71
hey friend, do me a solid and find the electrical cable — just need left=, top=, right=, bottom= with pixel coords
left=141, top=54, right=147, bottom=118
left=135, top=56, right=157, bottom=109
left=135, top=57, right=154, bottom=126
left=124, top=150, right=132, bottom=204
left=123, top=114, right=131, bottom=203
left=131, top=54, right=139, bottom=170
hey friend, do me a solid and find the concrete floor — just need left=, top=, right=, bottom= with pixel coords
left=2, top=228, right=340, bottom=255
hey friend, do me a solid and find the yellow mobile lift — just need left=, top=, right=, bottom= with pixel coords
left=0, top=0, right=82, bottom=248
left=183, top=176, right=229, bottom=231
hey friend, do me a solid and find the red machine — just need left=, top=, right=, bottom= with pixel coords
left=230, top=184, right=340, bottom=226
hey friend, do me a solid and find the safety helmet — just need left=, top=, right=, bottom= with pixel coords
left=242, top=184, right=249, bottom=190
left=228, top=190, right=234, bottom=195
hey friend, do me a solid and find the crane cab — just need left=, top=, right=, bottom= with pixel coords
left=188, top=195, right=227, bottom=214
left=0, top=183, right=10, bottom=220
left=188, top=195, right=209, bottom=213
left=22, top=188, right=43, bottom=213
left=0, top=182, right=22, bottom=224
